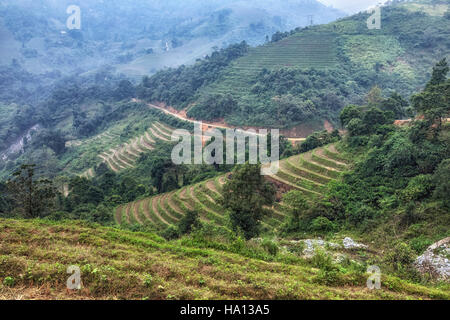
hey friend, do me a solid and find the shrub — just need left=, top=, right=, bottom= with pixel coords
left=311, top=250, right=343, bottom=286
left=261, top=239, right=279, bottom=256
left=314, top=268, right=342, bottom=286
left=384, top=242, right=416, bottom=272
left=409, top=236, right=433, bottom=254
left=347, top=205, right=376, bottom=226
left=161, top=226, right=179, bottom=240
left=400, top=174, right=434, bottom=202
left=178, top=210, right=201, bottom=236
left=310, top=217, right=337, bottom=233
left=310, top=249, right=334, bottom=271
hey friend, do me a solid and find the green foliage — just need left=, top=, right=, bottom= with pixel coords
left=432, top=159, right=450, bottom=207
left=187, top=94, right=237, bottom=121
left=3, top=276, right=15, bottom=287
left=178, top=210, right=201, bottom=236
left=400, top=175, right=435, bottom=202
left=161, top=226, right=180, bottom=241
left=143, top=274, right=153, bottom=288
left=412, top=58, right=450, bottom=136
left=427, top=58, right=449, bottom=88
left=31, top=130, right=66, bottom=155
left=340, top=105, right=362, bottom=128
left=261, top=239, right=279, bottom=256
left=136, top=42, right=249, bottom=109
left=409, top=236, right=433, bottom=255
left=299, top=130, right=341, bottom=154
left=281, top=190, right=308, bottom=232
left=6, top=164, right=56, bottom=218
left=127, top=3, right=450, bottom=128
left=310, top=217, right=337, bottom=233
left=321, top=60, right=449, bottom=238
left=222, top=163, right=275, bottom=239
left=384, top=242, right=417, bottom=276
left=114, top=80, right=136, bottom=101
left=310, top=250, right=343, bottom=286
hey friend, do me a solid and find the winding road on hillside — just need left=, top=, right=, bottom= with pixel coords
left=132, top=98, right=306, bottom=144
left=133, top=99, right=450, bottom=144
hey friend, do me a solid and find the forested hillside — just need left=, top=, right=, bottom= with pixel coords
left=0, top=0, right=344, bottom=105
left=137, top=0, right=450, bottom=129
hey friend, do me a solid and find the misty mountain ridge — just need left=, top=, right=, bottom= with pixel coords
left=0, top=0, right=344, bottom=78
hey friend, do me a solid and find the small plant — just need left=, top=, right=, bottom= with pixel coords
left=410, top=236, right=433, bottom=254
left=287, top=241, right=306, bottom=255
left=3, top=276, right=15, bottom=287
left=143, top=274, right=153, bottom=288
left=311, top=250, right=334, bottom=271
left=311, top=250, right=343, bottom=286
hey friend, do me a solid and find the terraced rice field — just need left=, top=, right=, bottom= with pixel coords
left=82, top=122, right=174, bottom=177
left=202, top=33, right=338, bottom=97
left=116, top=144, right=349, bottom=230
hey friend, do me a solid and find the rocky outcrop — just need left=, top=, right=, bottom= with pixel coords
left=301, top=239, right=340, bottom=257
left=286, top=237, right=368, bottom=258
left=0, top=124, right=40, bottom=161
left=415, top=237, right=450, bottom=281
left=342, top=237, right=368, bottom=250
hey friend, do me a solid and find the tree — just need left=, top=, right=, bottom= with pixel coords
left=282, top=190, right=308, bottom=231
left=340, top=105, right=361, bottom=128
left=362, top=107, right=388, bottom=131
left=178, top=210, right=201, bottom=235
left=114, top=80, right=135, bottom=101
left=426, top=58, right=449, bottom=89
left=6, top=164, right=56, bottom=218
left=32, top=129, right=67, bottom=155
left=412, top=59, right=449, bottom=136
left=0, top=182, right=12, bottom=217
left=366, top=86, right=383, bottom=107
left=433, top=159, right=450, bottom=208
left=382, top=92, right=408, bottom=119
left=221, top=163, right=275, bottom=239
left=68, top=176, right=104, bottom=206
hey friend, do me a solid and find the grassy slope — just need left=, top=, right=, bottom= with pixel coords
left=0, top=218, right=448, bottom=300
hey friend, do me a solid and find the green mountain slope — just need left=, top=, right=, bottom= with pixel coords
left=137, top=0, right=450, bottom=129
left=115, top=144, right=348, bottom=233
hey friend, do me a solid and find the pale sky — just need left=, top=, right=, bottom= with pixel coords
left=317, top=0, right=389, bottom=14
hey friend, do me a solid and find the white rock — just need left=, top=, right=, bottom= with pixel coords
left=342, top=237, right=368, bottom=250
left=415, top=237, right=450, bottom=281
left=301, top=239, right=340, bottom=257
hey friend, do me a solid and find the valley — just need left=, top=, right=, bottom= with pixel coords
left=0, top=0, right=449, bottom=303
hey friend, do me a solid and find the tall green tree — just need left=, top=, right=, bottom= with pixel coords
left=412, top=59, right=449, bottom=136
left=426, top=58, right=449, bottom=89
left=6, top=164, right=56, bottom=218
left=221, top=163, right=275, bottom=239
left=282, top=190, right=308, bottom=231
left=433, top=159, right=450, bottom=208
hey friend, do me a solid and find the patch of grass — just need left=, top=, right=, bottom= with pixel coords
left=0, top=218, right=447, bottom=300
